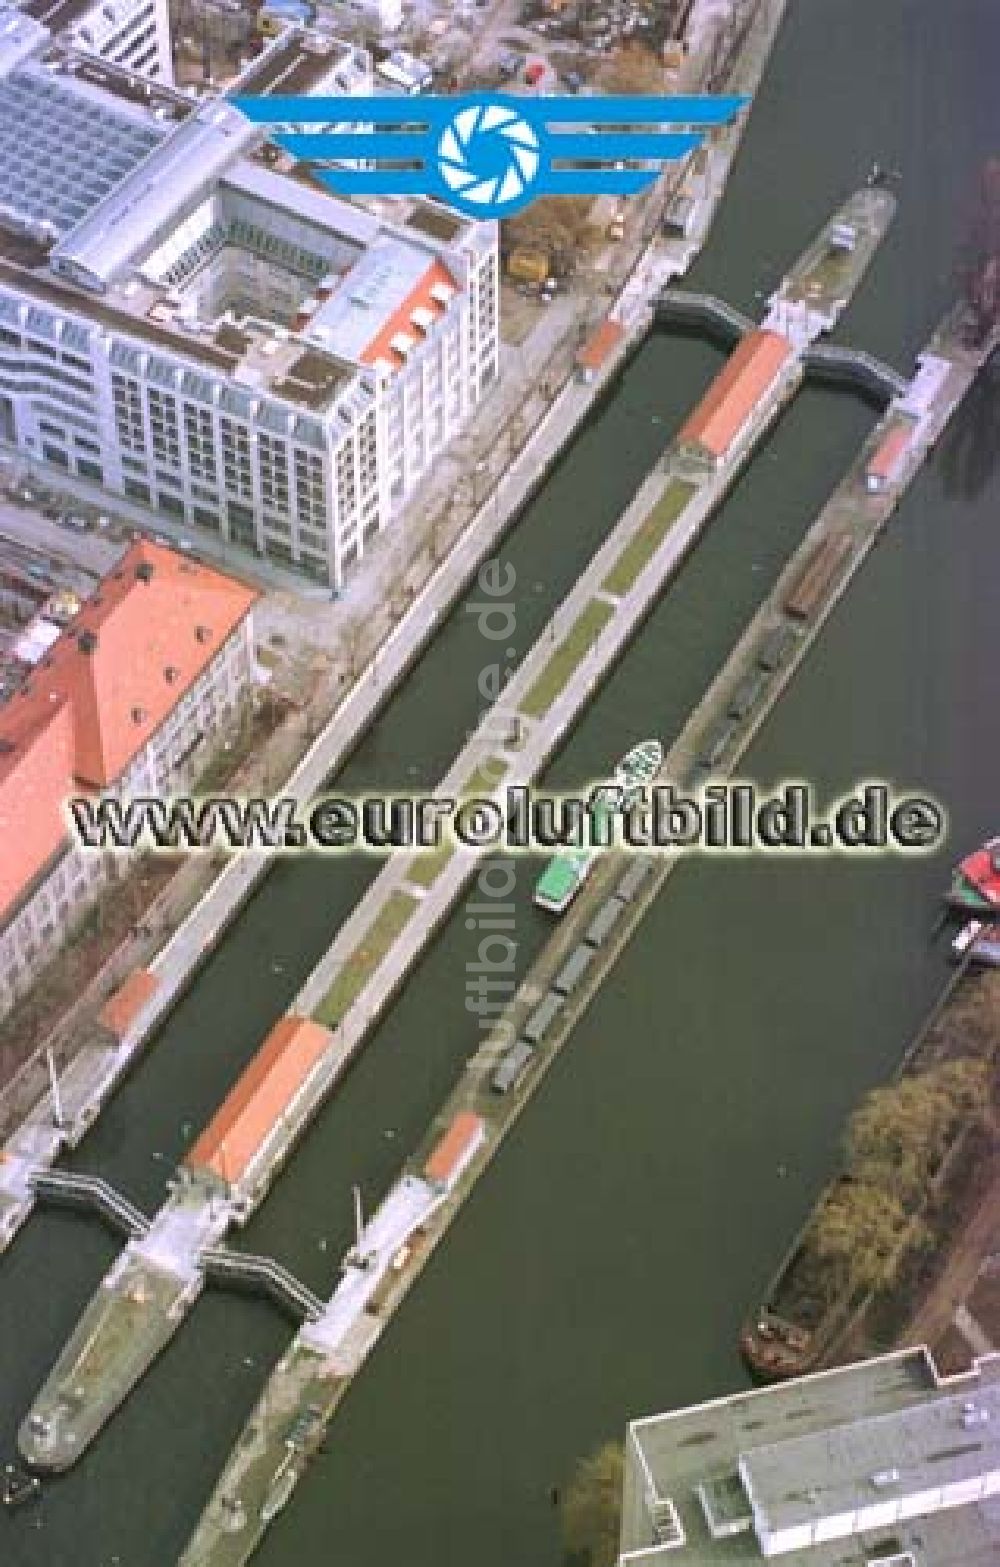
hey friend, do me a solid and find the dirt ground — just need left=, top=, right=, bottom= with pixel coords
left=892, top=1145, right=1000, bottom=1369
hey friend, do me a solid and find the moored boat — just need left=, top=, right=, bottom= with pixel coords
left=534, top=740, right=662, bottom=914
left=2, top=1463, right=40, bottom=1510
left=947, top=838, right=1000, bottom=914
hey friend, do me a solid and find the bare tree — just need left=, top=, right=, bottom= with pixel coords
left=561, top=1443, right=624, bottom=1567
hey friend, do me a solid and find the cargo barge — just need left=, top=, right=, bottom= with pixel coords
left=533, top=740, right=663, bottom=913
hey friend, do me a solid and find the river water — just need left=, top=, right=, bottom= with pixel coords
left=3, top=2, right=1000, bottom=1562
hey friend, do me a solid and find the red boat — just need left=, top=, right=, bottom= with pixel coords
left=947, top=838, right=1000, bottom=914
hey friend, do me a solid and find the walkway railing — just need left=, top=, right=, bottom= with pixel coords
left=200, top=1247, right=324, bottom=1323
left=30, top=1169, right=151, bottom=1238
left=804, top=342, right=909, bottom=402
left=655, top=287, right=755, bottom=343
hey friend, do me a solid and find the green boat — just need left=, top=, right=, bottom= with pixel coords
left=534, top=740, right=662, bottom=914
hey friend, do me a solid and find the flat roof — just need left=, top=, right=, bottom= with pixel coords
left=0, top=58, right=168, bottom=242
left=272, top=347, right=352, bottom=409
left=622, top=1349, right=1000, bottom=1566
left=222, top=157, right=381, bottom=248
left=46, top=46, right=190, bottom=117
left=744, top=1379, right=1000, bottom=1539
left=405, top=203, right=466, bottom=244
left=303, top=234, right=431, bottom=360
left=0, top=257, right=241, bottom=371
left=235, top=30, right=357, bottom=98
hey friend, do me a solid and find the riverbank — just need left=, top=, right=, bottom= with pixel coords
left=742, top=954, right=1000, bottom=1382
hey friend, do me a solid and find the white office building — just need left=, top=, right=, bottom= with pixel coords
left=0, top=17, right=500, bottom=587
left=618, top=1345, right=1000, bottom=1567
left=13, top=0, right=173, bottom=81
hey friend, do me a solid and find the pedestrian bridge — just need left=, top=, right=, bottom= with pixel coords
left=803, top=342, right=909, bottom=403
left=200, top=1246, right=325, bottom=1324
left=655, top=288, right=910, bottom=406
left=30, top=1169, right=151, bottom=1238
left=655, top=288, right=756, bottom=345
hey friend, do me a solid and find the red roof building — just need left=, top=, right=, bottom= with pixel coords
left=576, top=318, right=625, bottom=380
left=185, top=1015, right=333, bottom=1188
left=424, top=1111, right=486, bottom=1192
left=0, top=542, right=258, bottom=926
left=678, top=329, right=793, bottom=462
left=865, top=420, right=914, bottom=491
left=98, top=968, right=161, bottom=1040
left=359, top=259, right=458, bottom=372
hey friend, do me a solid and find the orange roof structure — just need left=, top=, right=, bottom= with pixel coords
left=98, top=968, right=160, bottom=1039
left=576, top=317, right=625, bottom=374
left=185, top=1016, right=332, bottom=1187
left=359, top=259, right=458, bottom=371
left=678, top=329, right=793, bottom=460
left=424, top=1110, right=485, bottom=1189
left=866, top=420, right=913, bottom=485
left=0, top=542, right=257, bottom=924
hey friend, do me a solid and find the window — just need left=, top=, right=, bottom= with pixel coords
left=42, top=442, right=68, bottom=468
left=123, top=479, right=150, bottom=503
left=77, top=459, right=103, bottom=483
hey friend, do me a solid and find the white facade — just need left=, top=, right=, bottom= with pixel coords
left=323, top=0, right=404, bottom=36
left=14, top=0, right=173, bottom=82
left=0, top=222, right=498, bottom=586
left=66, top=0, right=173, bottom=82
left=0, top=30, right=500, bottom=589
left=618, top=1348, right=1000, bottom=1567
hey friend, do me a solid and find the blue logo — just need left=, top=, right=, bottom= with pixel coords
left=232, top=92, right=747, bottom=219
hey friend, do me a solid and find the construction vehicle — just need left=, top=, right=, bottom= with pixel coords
left=507, top=247, right=550, bottom=285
